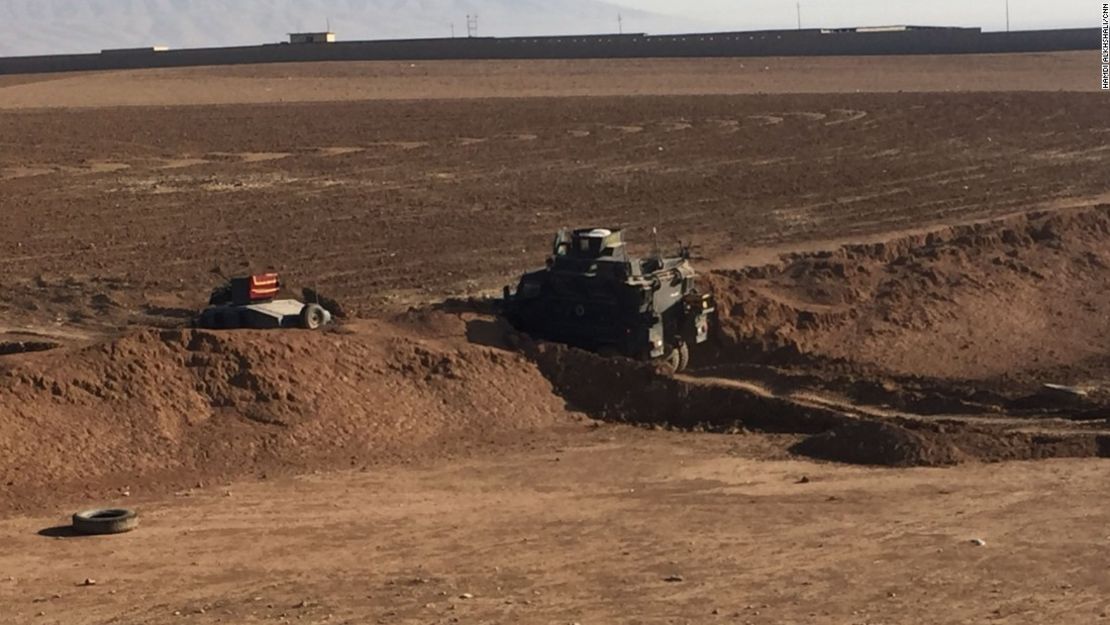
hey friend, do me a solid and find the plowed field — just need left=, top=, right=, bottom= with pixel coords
left=1, top=53, right=1108, bottom=625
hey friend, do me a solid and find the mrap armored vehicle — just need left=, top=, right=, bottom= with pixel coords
left=502, top=228, right=715, bottom=372
left=196, top=273, right=331, bottom=330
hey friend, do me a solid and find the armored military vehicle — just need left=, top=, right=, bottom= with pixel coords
left=502, top=228, right=715, bottom=372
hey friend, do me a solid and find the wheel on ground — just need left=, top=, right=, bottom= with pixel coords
left=72, top=508, right=139, bottom=535
left=301, top=303, right=327, bottom=330
left=659, top=346, right=683, bottom=373
left=676, top=342, right=690, bottom=372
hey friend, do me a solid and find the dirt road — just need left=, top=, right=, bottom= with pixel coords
left=4, top=431, right=1109, bottom=625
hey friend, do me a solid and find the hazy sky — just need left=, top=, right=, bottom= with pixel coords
left=0, top=0, right=1098, bottom=57
left=612, top=0, right=1094, bottom=32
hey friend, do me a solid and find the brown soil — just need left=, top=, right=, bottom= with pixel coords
left=1, top=90, right=1106, bottom=322
left=705, top=205, right=1110, bottom=386
left=792, top=419, right=967, bottom=467
left=792, top=419, right=1110, bottom=467
left=6, top=437, right=1110, bottom=625
left=0, top=318, right=579, bottom=512
left=0, top=57, right=1108, bottom=624
left=0, top=53, right=1096, bottom=110
left=0, top=68, right=1107, bottom=496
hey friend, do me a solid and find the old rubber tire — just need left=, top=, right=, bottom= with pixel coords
left=72, top=508, right=139, bottom=535
left=301, top=304, right=326, bottom=330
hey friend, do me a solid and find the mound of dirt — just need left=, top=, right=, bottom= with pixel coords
left=792, top=420, right=965, bottom=467
left=0, top=317, right=576, bottom=507
left=706, top=205, right=1110, bottom=389
left=793, top=418, right=1110, bottom=468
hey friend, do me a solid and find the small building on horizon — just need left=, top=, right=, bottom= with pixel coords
left=289, top=32, right=336, bottom=45
left=101, top=45, right=170, bottom=54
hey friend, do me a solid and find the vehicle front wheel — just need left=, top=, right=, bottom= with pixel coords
left=656, top=342, right=690, bottom=373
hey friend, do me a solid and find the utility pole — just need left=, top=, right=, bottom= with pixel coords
left=1005, top=0, right=1011, bottom=32
left=618, top=13, right=623, bottom=35
left=466, top=14, right=479, bottom=38
left=451, top=22, right=455, bottom=38
left=796, top=2, right=802, bottom=30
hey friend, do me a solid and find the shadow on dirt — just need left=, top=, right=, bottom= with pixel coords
left=37, top=525, right=86, bottom=539
left=523, top=339, right=850, bottom=435
left=432, top=297, right=499, bottom=316
left=465, top=318, right=517, bottom=351
left=0, top=341, right=60, bottom=356
left=142, top=305, right=196, bottom=320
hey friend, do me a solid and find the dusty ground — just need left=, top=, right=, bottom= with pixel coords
left=1, top=54, right=1108, bottom=624
left=0, top=92, right=1106, bottom=318
left=4, top=433, right=1110, bottom=625
left=0, top=52, right=1100, bottom=109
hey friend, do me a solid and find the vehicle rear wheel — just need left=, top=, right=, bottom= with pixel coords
left=657, top=342, right=689, bottom=374
left=676, top=342, right=690, bottom=372
left=660, top=346, right=683, bottom=373
left=301, top=304, right=327, bottom=330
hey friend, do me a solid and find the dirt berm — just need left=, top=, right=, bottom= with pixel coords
left=703, top=205, right=1110, bottom=398
left=791, top=419, right=1110, bottom=468
left=0, top=318, right=576, bottom=509
left=4, top=206, right=1110, bottom=506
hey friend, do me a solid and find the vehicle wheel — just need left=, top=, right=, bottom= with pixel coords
left=676, top=342, right=690, bottom=372
left=660, top=346, right=683, bottom=373
left=301, top=304, right=327, bottom=330
left=72, top=508, right=139, bottom=535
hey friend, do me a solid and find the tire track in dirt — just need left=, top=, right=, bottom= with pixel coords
left=826, top=109, right=869, bottom=125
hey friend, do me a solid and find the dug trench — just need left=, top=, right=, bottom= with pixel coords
left=2, top=206, right=1110, bottom=512
left=699, top=204, right=1110, bottom=413
left=514, top=204, right=1110, bottom=467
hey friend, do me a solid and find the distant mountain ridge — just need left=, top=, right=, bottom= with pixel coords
left=0, top=0, right=706, bottom=57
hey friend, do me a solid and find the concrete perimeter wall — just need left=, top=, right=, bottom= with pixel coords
left=0, top=28, right=1099, bottom=76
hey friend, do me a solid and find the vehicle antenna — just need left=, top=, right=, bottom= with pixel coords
left=654, top=201, right=664, bottom=259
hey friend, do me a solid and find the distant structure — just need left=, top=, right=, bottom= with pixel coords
left=101, top=46, right=169, bottom=54
left=289, top=32, right=335, bottom=44
left=821, top=25, right=960, bottom=34
left=0, top=25, right=1099, bottom=76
